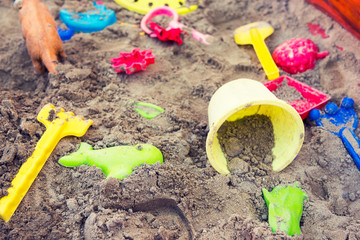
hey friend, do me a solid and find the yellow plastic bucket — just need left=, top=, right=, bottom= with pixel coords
left=206, top=78, right=304, bottom=174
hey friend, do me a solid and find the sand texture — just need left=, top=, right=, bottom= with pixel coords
left=0, top=0, right=360, bottom=239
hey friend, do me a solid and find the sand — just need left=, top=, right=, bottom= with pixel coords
left=0, top=0, right=360, bottom=239
left=272, top=80, right=306, bottom=103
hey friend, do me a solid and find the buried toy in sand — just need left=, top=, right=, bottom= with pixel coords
left=132, top=101, right=165, bottom=119
left=263, top=183, right=308, bottom=236
left=58, top=143, right=163, bottom=180
left=18, top=0, right=66, bottom=74
left=0, top=104, right=92, bottom=222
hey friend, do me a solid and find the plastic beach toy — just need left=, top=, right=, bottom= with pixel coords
left=234, top=22, right=279, bottom=80
left=113, top=0, right=197, bottom=15
left=58, top=142, right=163, bottom=180
left=263, top=183, right=308, bottom=236
left=309, top=98, right=360, bottom=170
left=149, top=22, right=183, bottom=45
left=140, top=6, right=213, bottom=45
left=57, top=26, right=74, bottom=41
left=133, top=102, right=164, bottom=119
left=19, top=0, right=65, bottom=74
left=0, top=104, right=93, bottom=222
left=59, top=2, right=116, bottom=33
left=307, top=23, right=329, bottom=39
left=264, top=76, right=331, bottom=119
left=111, top=48, right=155, bottom=74
left=206, top=78, right=304, bottom=174
left=272, top=38, right=329, bottom=74
left=307, top=0, right=360, bottom=41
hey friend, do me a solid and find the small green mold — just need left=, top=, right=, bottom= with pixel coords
left=262, top=182, right=308, bottom=236
left=132, top=102, right=164, bottom=119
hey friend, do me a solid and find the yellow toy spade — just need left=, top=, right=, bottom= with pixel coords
left=234, top=21, right=279, bottom=80
left=0, top=104, right=93, bottom=222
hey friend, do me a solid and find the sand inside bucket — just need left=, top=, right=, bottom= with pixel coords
left=217, top=114, right=275, bottom=172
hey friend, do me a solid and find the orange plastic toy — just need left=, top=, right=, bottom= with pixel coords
left=19, top=0, right=65, bottom=74
left=307, top=0, right=360, bottom=41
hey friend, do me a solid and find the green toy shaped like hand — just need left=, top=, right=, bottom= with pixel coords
left=262, top=183, right=308, bottom=236
left=58, top=142, right=163, bottom=180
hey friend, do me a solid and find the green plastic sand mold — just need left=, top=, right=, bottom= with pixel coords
left=262, top=183, right=308, bottom=236
left=58, top=142, right=163, bottom=180
left=132, top=101, right=164, bottom=119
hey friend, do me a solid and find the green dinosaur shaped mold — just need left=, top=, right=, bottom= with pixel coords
left=58, top=142, right=163, bottom=180
left=262, top=183, right=308, bottom=236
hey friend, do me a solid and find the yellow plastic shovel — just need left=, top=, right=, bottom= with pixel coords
left=234, top=21, right=279, bottom=80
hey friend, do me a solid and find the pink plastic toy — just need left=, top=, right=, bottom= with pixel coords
left=264, top=76, right=330, bottom=119
left=272, top=38, right=329, bottom=74
left=140, top=6, right=213, bottom=45
left=111, top=48, right=155, bottom=74
left=307, top=23, right=329, bottom=39
left=149, top=22, right=183, bottom=45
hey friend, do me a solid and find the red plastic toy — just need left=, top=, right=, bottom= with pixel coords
left=272, top=38, right=329, bottom=74
left=111, top=48, right=155, bottom=74
left=307, top=23, right=329, bottom=39
left=306, top=0, right=360, bottom=41
left=149, top=22, right=183, bottom=45
left=264, top=76, right=331, bottom=119
left=140, top=6, right=213, bottom=45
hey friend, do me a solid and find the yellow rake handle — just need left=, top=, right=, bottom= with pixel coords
left=0, top=104, right=92, bottom=222
left=250, top=28, right=279, bottom=80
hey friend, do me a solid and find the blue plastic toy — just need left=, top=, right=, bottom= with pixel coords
left=57, top=26, right=74, bottom=41
left=59, top=2, right=116, bottom=33
left=309, top=97, right=360, bottom=170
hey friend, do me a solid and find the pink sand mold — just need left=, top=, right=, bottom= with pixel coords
left=272, top=38, right=329, bottom=74
left=140, top=6, right=213, bottom=45
left=264, top=76, right=331, bottom=119
left=111, top=48, right=155, bottom=74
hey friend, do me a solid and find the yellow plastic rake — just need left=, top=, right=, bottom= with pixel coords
left=234, top=21, right=279, bottom=80
left=0, top=104, right=92, bottom=222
